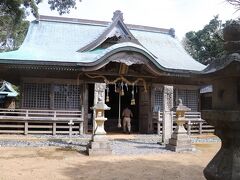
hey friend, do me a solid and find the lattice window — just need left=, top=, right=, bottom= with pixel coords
left=22, top=82, right=81, bottom=110
left=22, top=83, right=50, bottom=109
left=187, top=90, right=198, bottom=111
left=53, top=84, right=81, bottom=110
left=175, top=89, right=198, bottom=111
left=154, top=90, right=163, bottom=112
left=177, top=89, right=187, bottom=106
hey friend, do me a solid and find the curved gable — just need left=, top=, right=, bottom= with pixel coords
left=78, top=10, right=141, bottom=52
left=77, top=42, right=187, bottom=76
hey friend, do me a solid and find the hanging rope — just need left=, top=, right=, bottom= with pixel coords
left=131, top=83, right=136, bottom=105
left=118, top=93, right=121, bottom=128
left=85, top=74, right=147, bottom=92
left=106, top=84, right=109, bottom=102
left=85, top=73, right=147, bottom=128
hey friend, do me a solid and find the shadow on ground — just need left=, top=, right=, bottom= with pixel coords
left=47, top=139, right=88, bottom=155
left=60, top=158, right=205, bottom=180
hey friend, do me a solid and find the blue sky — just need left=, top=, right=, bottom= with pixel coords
left=36, top=0, right=239, bottom=39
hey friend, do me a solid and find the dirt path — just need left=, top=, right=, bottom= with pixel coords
left=0, top=142, right=220, bottom=180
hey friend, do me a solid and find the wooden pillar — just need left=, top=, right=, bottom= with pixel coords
left=157, top=111, right=161, bottom=135
left=148, top=84, right=153, bottom=133
left=139, top=86, right=151, bottom=133
left=79, top=122, right=84, bottom=135
left=24, top=110, right=28, bottom=135
left=82, top=83, right=89, bottom=133
left=50, top=84, right=54, bottom=110
left=79, top=106, right=84, bottom=135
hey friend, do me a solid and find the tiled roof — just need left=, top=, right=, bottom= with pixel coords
left=0, top=15, right=205, bottom=71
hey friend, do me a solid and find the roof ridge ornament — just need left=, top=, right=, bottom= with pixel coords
left=169, top=28, right=175, bottom=38
left=112, top=10, right=124, bottom=21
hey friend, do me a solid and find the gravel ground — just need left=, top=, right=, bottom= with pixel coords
left=111, top=138, right=170, bottom=155
left=0, top=134, right=220, bottom=155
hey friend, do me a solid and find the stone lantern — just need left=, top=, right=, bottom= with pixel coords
left=199, top=20, right=240, bottom=180
left=87, top=97, right=111, bottom=156
left=166, top=99, right=193, bottom=152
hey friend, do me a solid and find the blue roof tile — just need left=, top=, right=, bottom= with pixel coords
left=0, top=18, right=205, bottom=71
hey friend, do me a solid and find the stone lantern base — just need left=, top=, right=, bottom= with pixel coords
left=202, top=110, right=240, bottom=180
left=87, top=134, right=112, bottom=156
left=166, top=124, right=193, bottom=152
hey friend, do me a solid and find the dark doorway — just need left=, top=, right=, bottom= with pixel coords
left=87, top=83, right=139, bottom=133
left=105, top=84, right=139, bottom=133
left=200, top=93, right=212, bottom=110
left=87, top=83, right=94, bottom=132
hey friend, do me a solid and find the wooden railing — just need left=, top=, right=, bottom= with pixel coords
left=153, top=111, right=214, bottom=135
left=0, top=108, right=83, bottom=120
left=0, top=108, right=84, bottom=135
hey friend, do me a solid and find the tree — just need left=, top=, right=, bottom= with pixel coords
left=47, top=0, right=79, bottom=15
left=226, top=0, right=240, bottom=11
left=0, top=16, right=29, bottom=51
left=183, top=16, right=232, bottom=65
left=0, top=0, right=80, bottom=51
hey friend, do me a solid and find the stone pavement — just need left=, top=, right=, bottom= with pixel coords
left=0, top=134, right=220, bottom=155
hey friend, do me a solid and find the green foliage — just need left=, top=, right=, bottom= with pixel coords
left=0, top=0, right=79, bottom=51
left=12, top=20, right=29, bottom=48
left=0, top=0, right=25, bottom=24
left=0, top=0, right=39, bottom=51
left=48, top=0, right=78, bottom=15
left=183, top=16, right=231, bottom=65
left=0, top=15, right=29, bottom=51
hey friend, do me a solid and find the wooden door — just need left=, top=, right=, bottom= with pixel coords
left=138, top=86, right=151, bottom=133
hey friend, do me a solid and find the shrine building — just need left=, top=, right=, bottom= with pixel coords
left=0, top=11, right=207, bottom=134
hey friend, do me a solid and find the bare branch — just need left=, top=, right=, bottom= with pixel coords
left=226, top=0, right=240, bottom=11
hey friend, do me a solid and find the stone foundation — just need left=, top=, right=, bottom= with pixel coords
left=87, top=135, right=112, bottom=156
left=166, top=124, right=193, bottom=152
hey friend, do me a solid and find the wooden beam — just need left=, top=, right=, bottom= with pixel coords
left=119, top=63, right=129, bottom=75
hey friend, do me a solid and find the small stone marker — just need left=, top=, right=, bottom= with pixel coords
left=68, top=119, right=74, bottom=144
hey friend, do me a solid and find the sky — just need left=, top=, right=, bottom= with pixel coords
left=36, top=0, right=239, bottom=40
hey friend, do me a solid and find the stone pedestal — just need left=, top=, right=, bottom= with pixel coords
left=202, top=111, right=240, bottom=180
left=87, top=116, right=112, bottom=156
left=166, top=119, right=193, bottom=152
left=87, top=135, right=112, bottom=156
